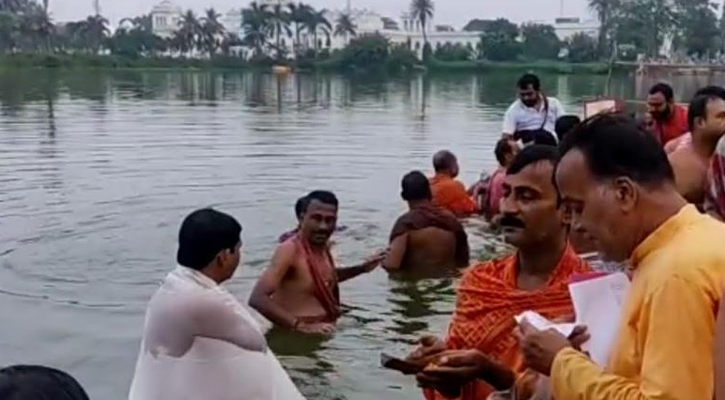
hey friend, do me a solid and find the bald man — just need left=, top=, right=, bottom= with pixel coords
left=429, top=150, right=479, bottom=217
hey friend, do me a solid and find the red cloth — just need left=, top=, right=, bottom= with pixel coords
left=425, top=244, right=591, bottom=400
left=430, top=174, right=479, bottom=217
left=294, top=236, right=341, bottom=322
left=652, top=105, right=688, bottom=145
left=486, top=168, right=506, bottom=218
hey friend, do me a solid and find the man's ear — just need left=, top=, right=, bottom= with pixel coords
left=613, top=177, right=637, bottom=212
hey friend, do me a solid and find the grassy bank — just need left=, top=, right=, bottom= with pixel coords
left=0, top=53, right=256, bottom=70
left=426, top=59, right=627, bottom=75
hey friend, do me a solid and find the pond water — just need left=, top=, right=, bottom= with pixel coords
left=0, top=69, right=639, bottom=399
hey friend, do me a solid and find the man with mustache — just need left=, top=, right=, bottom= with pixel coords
left=647, top=82, right=688, bottom=146
left=250, top=191, right=385, bottom=334
left=406, top=145, right=591, bottom=400
left=520, top=114, right=725, bottom=400
left=502, top=73, right=564, bottom=143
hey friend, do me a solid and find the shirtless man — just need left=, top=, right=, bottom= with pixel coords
left=249, top=190, right=385, bottom=334
left=384, top=171, right=469, bottom=276
left=669, top=93, right=725, bottom=204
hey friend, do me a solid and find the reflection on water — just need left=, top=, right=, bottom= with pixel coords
left=0, top=69, right=636, bottom=399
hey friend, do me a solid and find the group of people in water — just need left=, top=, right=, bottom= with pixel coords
left=5, top=73, right=725, bottom=400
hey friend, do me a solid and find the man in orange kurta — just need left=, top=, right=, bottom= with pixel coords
left=430, top=150, right=479, bottom=217
left=410, top=145, right=591, bottom=400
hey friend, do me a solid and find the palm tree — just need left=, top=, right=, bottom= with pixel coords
left=242, top=2, right=269, bottom=58
left=266, top=3, right=291, bottom=58
left=589, top=0, right=621, bottom=57
left=81, top=14, right=109, bottom=54
left=334, top=13, right=356, bottom=45
left=304, top=8, right=331, bottom=54
left=0, top=0, right=24, bottom=13
left=176, top=10, right=202, bottom=55
left=288, top=2, right=311, bottom=53
left=201, top=8, right=225, bottom=57
left=410, top=0, right=434, bottom=55
left=120, top=14, right=153, bottom=32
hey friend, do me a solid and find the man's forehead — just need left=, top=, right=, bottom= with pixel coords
left=505, top=160, right=555, bottom=189
left=306, top=199, right=338, bottom=213
left=648, top=93, right=666, bottom=102
left=555, top=150, right=592, bottom=197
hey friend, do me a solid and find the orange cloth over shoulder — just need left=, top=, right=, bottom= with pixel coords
left=430, top=174, right=479, bottom=217
left=425, top=244, right=591, bottom=400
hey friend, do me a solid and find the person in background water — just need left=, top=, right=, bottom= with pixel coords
left=129, top=208, right=305, bottom=400
left=647, top=82, right=688, bottom=145
left=407, top=146, right=590, bottom=400
left=668, top=92, right=725, bottom=205
left=430, top=150, right=479, bottom=217
left=469, top=138, right=519, bottom=221
left=521, top=114, right=725, bottom=400
left=663, top=86, right=725, bottom=154
left=278, top=196, right=309, bottom=243
left=249, top=191, right=385, bottom=334
left=502, top=73, right=564, bottom=144
left=554, top=115, right=581, bottom=142
left=0, top=365, right=90, bottom=400
left=383, top=171, right=469, bottom=275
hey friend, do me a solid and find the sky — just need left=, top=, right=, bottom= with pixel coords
left=49, top=0, right=595, bottom=28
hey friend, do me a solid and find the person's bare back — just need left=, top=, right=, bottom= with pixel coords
left=404, top=227, right=457, bottom=271
left=669, top=146, right=709, bottom=204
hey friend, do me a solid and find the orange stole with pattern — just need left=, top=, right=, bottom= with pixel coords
left=426, top=244, right=590, bottom=400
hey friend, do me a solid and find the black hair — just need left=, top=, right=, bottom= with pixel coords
left=555, top=115, right=582, bottom=142
left=695, top=85, right=725, bottom=99
left=649, top=82, right=674, bottom=102
left=306, top=190, right=339, bottom=208
left=688, top=94, right=723, bottom=131
left=507, top=144, right=559, bottom=175
left=177, top=208, right=242, bottom=270
left=559, top=113, right=675, bottom=186
left=0, top=365, right=90, bottom=400
left=494, top=138, right=515, bottom=166
left=517, top=73, right=540, bottom=91
left=401, top=171, right=432, bottom=201
left=432, top=150, right=457, bottom=173
left=294, top=196, right=309, bottom=218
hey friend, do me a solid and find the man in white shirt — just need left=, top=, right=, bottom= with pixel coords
left=502, top=73, right=564, bottom=143
left=129, top=208, right=306, bottom=400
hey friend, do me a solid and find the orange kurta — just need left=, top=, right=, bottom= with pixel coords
left=430, top=174, right=479, bottom=217
left=426, top=244, right=591, bottom=400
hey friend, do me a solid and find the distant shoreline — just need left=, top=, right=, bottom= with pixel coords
left=0, top=53, right=627, bottom=75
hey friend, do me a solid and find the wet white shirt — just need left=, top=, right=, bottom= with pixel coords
left=502, top=97, right=564, bottom=135
left=128, top=266, right=306, bottom=400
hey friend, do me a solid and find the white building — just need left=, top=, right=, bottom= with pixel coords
left=553, top=17, right=599, bottom=41
left=222, top=9, right=244, bottom=39
left=151, top=0, right=182, bottom=39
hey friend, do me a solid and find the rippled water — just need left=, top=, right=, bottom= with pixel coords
left=0, top=69, right=630, bottom=399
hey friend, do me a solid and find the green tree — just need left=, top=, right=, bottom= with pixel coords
left=119, top=14, right=152, bottom=32
left=287, top=2, right=310, bottom=53
left=410, top=0, right=434, bottom=58
left=478, top=18, right=520, bottom=61
left=241, top=2, right=269, bottom=58
left=433, top=42, right=471, bottom=61
left=567, top=32, right=599, bottom=62
left=266, top=3, right=291, bottom=59
left=521, top=23, right=561, bottom=60
left=81, top=14, right=109, bottom=54
left=672, top=0, right=718, bottom=57
left=201, top=8, right=225, bottom=57
left=341, top=33, right=389, bottom=70
left=334, top=13, right=356, bottom=45
left=174, top=10, right=203, bottom=54
left=108, top=25, right=165, bottom=57
left=614, top=0, right=676, bottom=58
left=304, top=8, right=331, bottom=54
left=589, top=0, right=621, bottom=57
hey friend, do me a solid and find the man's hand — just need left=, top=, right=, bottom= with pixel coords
left=416, top=349, right=491, bottom=395
left=362, top=250, right=387, bottom=272
left=519, top=320, right=573, bottom=376
left=296, top=322, right=335, bottom=335
left=405, top=335, right=447, bottom=370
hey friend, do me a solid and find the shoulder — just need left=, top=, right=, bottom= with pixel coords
left=460, top=254, right=514, bottom=285
left=272, top=240, right=299, bottom=262
left=505, top=100, right=522, bottom=114
left=548, top=97, right=563, bottom=109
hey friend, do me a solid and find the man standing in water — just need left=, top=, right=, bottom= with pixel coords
left=502, top=73, right=564, bottom=142
left=520, top=114, right=725, bottom=400
left=429, top=150, right=479, bottom=217
left=129, top=208, right=305, bottom=400
left=383, top=171, right=469, bottom=275
left=669, top=93, right=725, bottom=204
left=250, top=191, right=385, bottom=334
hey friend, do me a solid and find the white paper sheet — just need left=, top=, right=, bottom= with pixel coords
left=568, top=272, right=630, bottom=366
left=515, top=311, right=576, bottom=337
